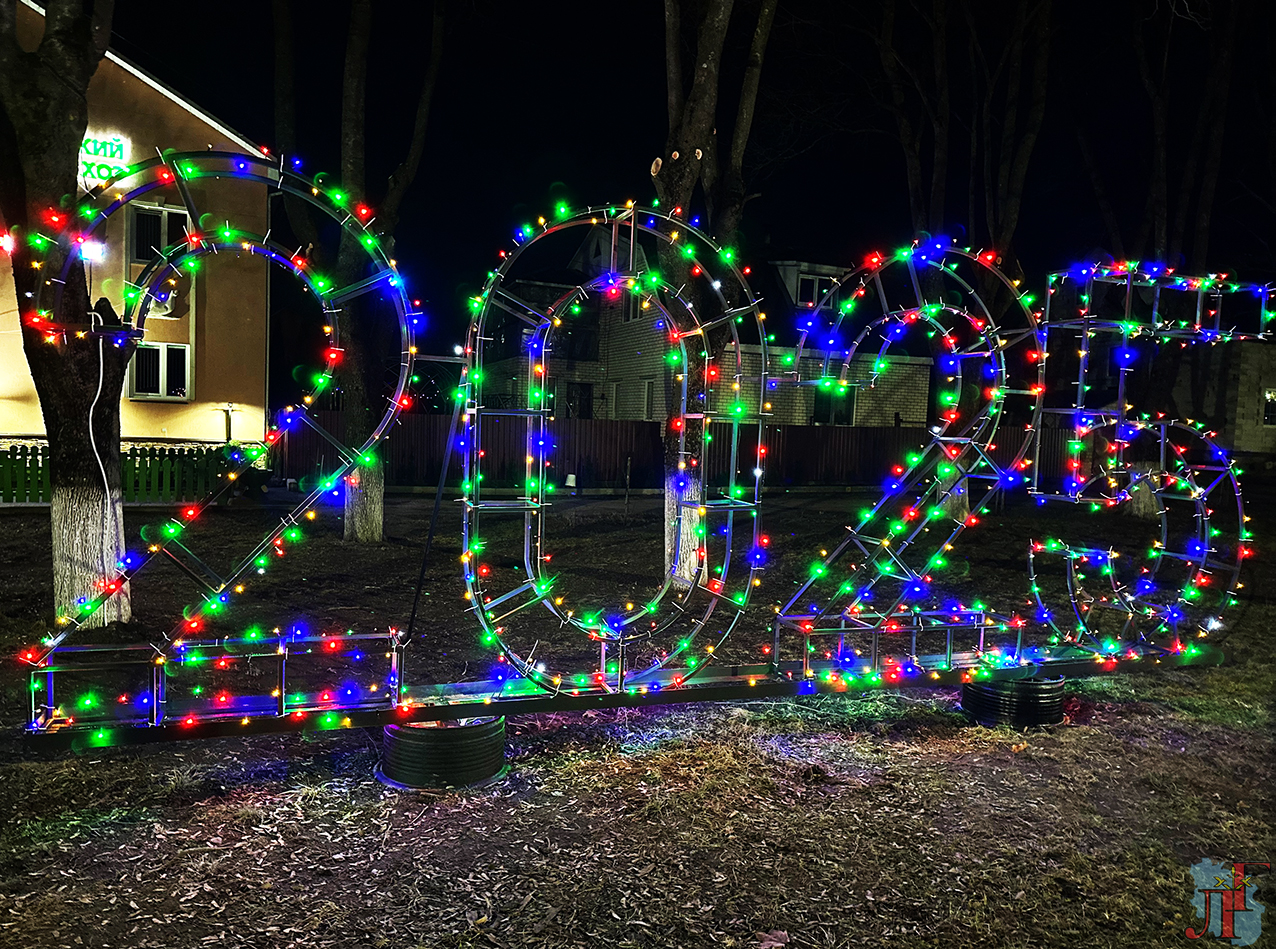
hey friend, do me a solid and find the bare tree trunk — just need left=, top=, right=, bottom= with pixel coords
left=711, top=0, right=777, bottom=243
left=1122, top=463, right=1161, bottom=519
left=335, top=0, right=383, bottom=543
left=1132, top=12, right=1173, bottom=259
left=272, top=0, right=443, bottom=544
left=663, top=437, right=704, bottom=588
left=990, top=0, right=1051, bottom=253
left=1, top=1, right=128, bottom=628
left=879, top=0, right=928, bottom=235
left=1188, top=0, right=1239, bottom=271
left=1076, top=128, right=1125, bottom=258
left=272, top=0, right=323, bottom=258
left=653, top=0, right=733, bottom=580
left=51, top=483, right=129, bottom=623
left=927, top=0, right=950, bottom=235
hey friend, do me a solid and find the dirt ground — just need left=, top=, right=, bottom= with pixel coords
left=0, top=488, right=1272, bottom=948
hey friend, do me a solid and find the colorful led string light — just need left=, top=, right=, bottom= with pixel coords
left=1026, top=263, right=1268, bottom=650
left=19, top=184, right=1269, bottom=738
left=462, top=202, right=768, bottom=696
left=772, top=237, right=1046, bottom=677
left=21, top=150, right=418, bottom=732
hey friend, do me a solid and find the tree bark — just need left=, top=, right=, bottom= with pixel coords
left=1, top=1, right=128, bottom=627
left=1075, top=128, right=1125, bottom=258
left=1187, top=0, right=1239, bottom=272
left=878, top=0, right=927, bottom=236
left=271, top=0, right=323, bottom=258
left=378, top=0, right=446, bottom=237
left=653, top=0, right=732, bottom=580
left=271, top=0, right=443, bottom=544
left=1132, top=10, right=1173, bottom=259
left=712, top=0, right=778, bottom=243
left=927, top=0, right=950, bottom=235
left=336, top=0, right=382, bottom=543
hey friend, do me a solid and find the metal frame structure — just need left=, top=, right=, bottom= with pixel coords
left=19, top=198, right=1271, bottom=746
left=21, top=150, right=419, bottom=733
left=1029, top=262, right=1267, bottom=651
left=462, top=204, right=768, bottom=694
left=770, top=238, right=1045, bottom=673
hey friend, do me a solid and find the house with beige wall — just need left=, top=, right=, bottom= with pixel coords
left=1, top=0, right=270, bottom=447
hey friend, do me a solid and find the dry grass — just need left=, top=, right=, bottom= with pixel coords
left=0, top=493, right=1273, bottom=947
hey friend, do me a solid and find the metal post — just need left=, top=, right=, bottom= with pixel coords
left=278, top=646, right=288, bottom=716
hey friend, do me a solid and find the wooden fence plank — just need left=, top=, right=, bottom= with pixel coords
left=125, top=450, right=136, bottom=502
left=16, top=446, right=30, bottom=503
left=0, top=447, right=12, bottom=503
left=38, top=444, right=51, bottom=502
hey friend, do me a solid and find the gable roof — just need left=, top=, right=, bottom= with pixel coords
left=19, top=0, right=262, bottom=155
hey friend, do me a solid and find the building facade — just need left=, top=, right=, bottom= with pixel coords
left=1, top=0, right=269, bottom=446
left=484, top=257, right=932, bottom=427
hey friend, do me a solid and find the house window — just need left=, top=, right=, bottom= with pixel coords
left=813, top=386, right=854, bottom=425
left=130, top=342, right=190, bottom=401
left=797, top=274, right=836, bottom=311
left=565, top=382, right=593, bottom=419
left=621, top=294, right=642, bottom=323
left=1265, top=389, right=1276, bottom=426
left=131, top=206, right=189, bottom=263
left=643, top=379, right=655, bottom=420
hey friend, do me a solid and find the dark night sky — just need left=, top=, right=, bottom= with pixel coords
left=104, top=0, right=1275, bottom=354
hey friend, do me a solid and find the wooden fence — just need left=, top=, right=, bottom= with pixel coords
left=0, top=445, right=225, bottom=504
left=280, top=412, right=1072, bottom=490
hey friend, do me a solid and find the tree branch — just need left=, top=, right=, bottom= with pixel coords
left=653, top=0, right=734, bottom=213
left=726, top=0, right=777, bottom=181
left=879, top=0, right=926, bottom=233
left=1075, top=126, right=1125, bottom=258
left=993, top=0, right=1028, bottom=224
left=40, top=0, right=100, bottom=80
left=927, top=0, right=950, bottom=233
left=271, top=0, right=322, bottom=256
left=1188, top=0, right=1239, bottom=270
left=682, top=0, right=735, bottom=137
left=664, top=0, right=684, bottom=133
left=340, top=0, right=371, bottom=199
left=0, top=0, right=17, bottom=70
left=90, top=0, right=113, bottom=58
left=995, top=0, right=1050, bottom=249
left=380, top=0, right=444, bottom=234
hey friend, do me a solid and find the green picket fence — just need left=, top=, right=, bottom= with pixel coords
left=0, top=445, right=52, bottom=503
left=0, top=445, right=225, bottom=504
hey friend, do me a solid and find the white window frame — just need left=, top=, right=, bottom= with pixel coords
left=129, top=341, right=191, bottom=402
left=128, top=202, right=189, bottom=264
left=128, top=203, right=196, bottom=323
left=643, top=379, right=655, bottom=420
left=797, top=273, right=836, bottom=311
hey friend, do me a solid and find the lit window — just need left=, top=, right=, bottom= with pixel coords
left=130, top=342, right=190, bottom=401
left=130, top=206, right=189, bottom=263
left=1264, top=389, right=1276, bottom=426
